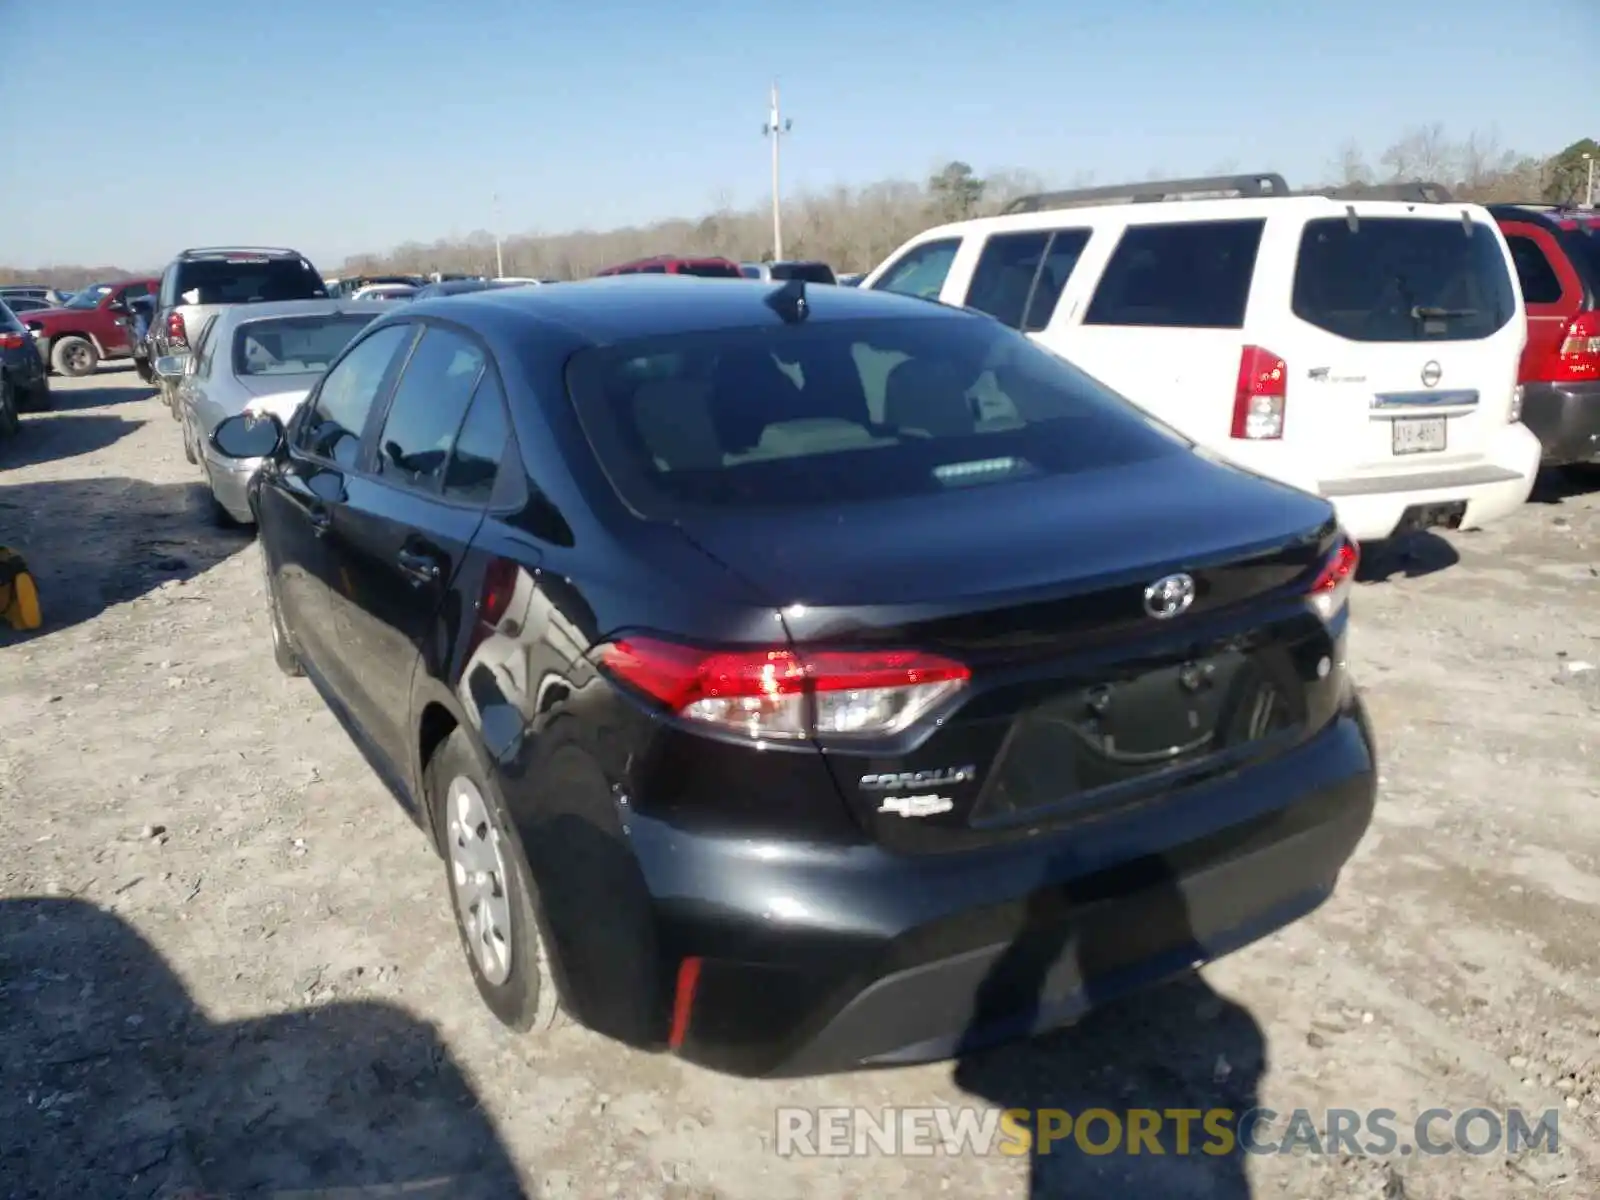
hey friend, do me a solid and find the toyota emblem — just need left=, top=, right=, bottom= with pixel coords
left=1420, top=360, right=1442, bottom=387
left=1143, top=573, right=1196, bottom=620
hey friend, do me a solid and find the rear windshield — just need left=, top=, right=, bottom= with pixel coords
left=0, top=301, right=23, bottom=332
left=561, top=314, right=1189, bottom=517
left=176, top=258, right=328, bottom=305
left=1292, top=217, right=1516, bottom=342
left=768, top=262, right=837, bottom=284
left=233, top=313, right=375, bottom=377
left=1568, top=224, right=1600, bottom=283
left=673, top=261, right=742, bottom=279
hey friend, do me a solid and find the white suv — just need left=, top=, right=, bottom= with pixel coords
left=861, top=173, right=1541, bottom=542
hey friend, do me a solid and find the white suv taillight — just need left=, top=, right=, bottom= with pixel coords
left=1231, top=345, right=1287, bottom=440
left=1307, top=537, right=1359, bottom=623
left=1509, top=384, right=1524, bottom=423
left=598, top=637, right=970, bottom=741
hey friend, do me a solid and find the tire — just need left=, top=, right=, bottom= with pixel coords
left=428, top=728, right=563, bottom=1035
left=50, top=336, right=98, bottom=378
left=0, top=377, right=19, bottom=438
left=135, top=357, right=155, bottom=385
left=262, top=551, right=302, bottom=677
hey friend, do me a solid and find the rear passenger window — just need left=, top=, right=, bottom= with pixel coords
left=871, top=238, right=961, bottom=300
left=375, top=327, right=485, bottom=491
left=1506, top=235, right=1563, bottom=305
left=443, top=371, right=509, bottom=504
left=1084, top=220, right=1264, bottom=329
left=1291, top=218, right=1516, bottom=342
left=965, top=229, right=1090, bottom=331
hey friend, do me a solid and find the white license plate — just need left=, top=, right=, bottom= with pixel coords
left=1393, top=416, right=1446, bottom=455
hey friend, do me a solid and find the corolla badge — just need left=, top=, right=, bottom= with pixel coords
left=1143, top=573, right=1196, bottom=620
left=859, top=766, right=976, bottom=791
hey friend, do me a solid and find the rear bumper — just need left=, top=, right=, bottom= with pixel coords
left=640, top=695, right=1377, bottom=1078
left=1519, top=381, right=1600, bottom=466
left=1317, top=422, right=1540, bottom=541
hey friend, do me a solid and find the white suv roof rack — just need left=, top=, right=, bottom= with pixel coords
left=1000, top=173, right=1453, bottom=216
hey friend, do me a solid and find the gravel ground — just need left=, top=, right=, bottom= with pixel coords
left=1, top=366, right=1598, bottom=1200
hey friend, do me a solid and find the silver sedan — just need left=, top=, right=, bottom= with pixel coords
left=165, top=299, right=389, bottom=525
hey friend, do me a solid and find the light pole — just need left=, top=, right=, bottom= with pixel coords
left=762, top=82, right=792, bottom=262
left=1584, top=153, right=1595, bottom=210
left=492, top=192, right=504, bottom=278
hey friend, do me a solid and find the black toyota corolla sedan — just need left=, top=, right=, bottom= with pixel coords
left=211, top=276, right=1377, bottom=1078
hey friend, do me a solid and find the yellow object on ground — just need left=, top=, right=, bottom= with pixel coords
left=0, top=546, right=42, bottom=631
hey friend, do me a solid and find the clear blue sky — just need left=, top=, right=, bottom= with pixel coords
left=2, top=0, right=1594, bottom=270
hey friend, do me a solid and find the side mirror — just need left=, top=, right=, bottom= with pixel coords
left=212, top=411, right=286, bottom=460
left=153, top=355, right=187, bottom=379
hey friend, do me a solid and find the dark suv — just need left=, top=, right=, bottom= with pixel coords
left=1488, top=205, right=1600, bottom=466
left=150, top=247, right=328, bottom=413
left=206, top=278, right=1376, bottom=1078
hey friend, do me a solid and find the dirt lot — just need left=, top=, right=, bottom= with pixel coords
left=2, top=367, right=1598, bottom=1200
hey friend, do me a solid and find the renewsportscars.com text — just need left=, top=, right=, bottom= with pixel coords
left=774, top=1106, right=1563, bottom=1158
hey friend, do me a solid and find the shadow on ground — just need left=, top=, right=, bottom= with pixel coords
left=950, top=848, right=1273, bottom=1199
left=0, top=897, right=529, bottom=1199
left=0, top=478, right=252, bottom=642
left=0, top=413, right=143, bottom=469
left=43, top=382, right=160, bottom=413
left=1528, top=465, right=1600, bottom=505
left=1355, top=531, right=1460, bottom=583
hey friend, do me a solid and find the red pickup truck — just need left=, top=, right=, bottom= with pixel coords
left=21, top=277, right=159, bottom=377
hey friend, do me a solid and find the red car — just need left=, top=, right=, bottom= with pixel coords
left=593, top=255, right=743, bottom=278
left=21, top=277, right=160, bottom=377
left=1488, top=204, right=1600, bottom=467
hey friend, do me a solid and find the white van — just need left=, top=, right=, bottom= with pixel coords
left=860, top=173, right=1541, bottom=542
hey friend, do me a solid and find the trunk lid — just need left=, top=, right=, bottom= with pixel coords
left=675, top=455, right=1345, bottom=853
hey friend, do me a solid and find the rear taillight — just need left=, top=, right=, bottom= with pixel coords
left=0, top=332, right=25, bottom=350
left=1232, top=345, right=1287, bottom=440
left=1307, top=537, right=1359, bottom=623
left=165, top=311, right=188, bottom=348
left=1536, top=312, right=1600, bottom=383
left=597, top=637, right=970, bottom=740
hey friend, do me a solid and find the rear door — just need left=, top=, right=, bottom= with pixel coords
left=1055, top=218, right=1267, bottom=443
left=1264, top=209, right=1523, bottom=484
left=332, top=322, right=503, bottom=774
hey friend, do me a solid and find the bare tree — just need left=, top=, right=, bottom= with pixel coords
left=1330, top=140, right=1373, bottom=186
left=1380, top=122, right=1458, bottom=183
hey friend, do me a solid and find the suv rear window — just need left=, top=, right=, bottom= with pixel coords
left=674, top=261, right=742, bottom=279
left=1567, top=224, right=1600, bottom=283
left=560, top=313, right=1187, bottom=517
left=175, top=257, right=328, bottom=305
left=1084, top=220, right=1264, bottom=329
left=768, top=262, right=837, bottom=285
left=1292, top=217, right=1515, bottom=342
